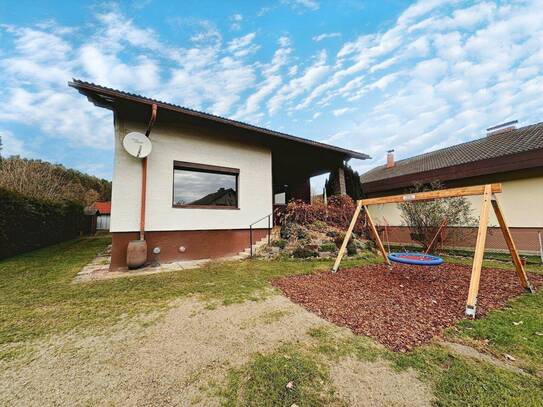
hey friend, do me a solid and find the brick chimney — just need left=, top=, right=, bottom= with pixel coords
left=486, top=120, right=518, bottom=136
left=386, top=149, right=395, bottom=168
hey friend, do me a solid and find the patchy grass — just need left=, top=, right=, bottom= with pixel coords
left=450, top=289, right=543, bottom=373
left=390, top=346, right=543, bottom=406
left=2, top=236, right=543, bottom=405
left=0, top=235, right=379, bottom=356
left=307, top=325, right=381, bottom=362
left=222, top=344, right=341, bottom=407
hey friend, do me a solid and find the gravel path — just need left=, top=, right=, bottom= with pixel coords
left=273, top=264, right=543, bottom=351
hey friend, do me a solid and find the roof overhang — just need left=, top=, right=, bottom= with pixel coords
left=362, top=149, right=543, bottom=194
left=69, top=79, right=370, bottom=168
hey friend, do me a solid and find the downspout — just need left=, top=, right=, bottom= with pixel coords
left=139, top=103, right=157, bottom=240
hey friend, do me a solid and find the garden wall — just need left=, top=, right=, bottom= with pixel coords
left=0, top=187, right=86, bottom=259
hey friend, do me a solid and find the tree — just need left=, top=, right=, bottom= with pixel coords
left=0, top=156, right=112, bottom=204
left=397, top=181, right=475, bottom=252
left=325, top=164, right=363, bottom=200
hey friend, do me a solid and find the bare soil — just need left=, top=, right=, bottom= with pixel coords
left=331, top=358, right=433, bottom=406
left=0, top=294, right=431, bottom=406
left=273, top=264, right=543, bottom=351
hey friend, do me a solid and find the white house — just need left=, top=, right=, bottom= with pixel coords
left=70, top=80, right=369, bottom=270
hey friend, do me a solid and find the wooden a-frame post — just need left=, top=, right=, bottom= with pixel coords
left=331, top=201, right=390, bottom=273
left=465, top=184, right=492, bottom=317
left=491, top=195, right=534, bottom=293
left=331, top=183, right=534, bottom=318
left=331, top=200, right=362, bottom=273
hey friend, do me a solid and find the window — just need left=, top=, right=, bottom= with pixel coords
left=173, top=161, right=239, bottom=209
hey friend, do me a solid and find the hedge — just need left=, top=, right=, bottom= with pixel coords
left=0, top=187, right=86, bottom=259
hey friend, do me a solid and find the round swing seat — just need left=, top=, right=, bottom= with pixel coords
left=388, top=252, right=444, bottom=266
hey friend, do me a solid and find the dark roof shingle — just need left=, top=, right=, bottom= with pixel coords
left=361, top=122, right=543, bottom=184
left=69, top=79, right=370, bottom=161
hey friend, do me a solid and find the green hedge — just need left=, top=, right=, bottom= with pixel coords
left=0, top=187, right=86, bottom=259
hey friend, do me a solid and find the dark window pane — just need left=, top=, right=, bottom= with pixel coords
left=173, top=168, right=237, bottom=207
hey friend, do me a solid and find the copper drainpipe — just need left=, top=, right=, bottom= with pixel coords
left=140, top=103, right=157, bottom=240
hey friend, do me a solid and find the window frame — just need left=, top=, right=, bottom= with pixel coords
left=172, top=160, right=240, bottom=210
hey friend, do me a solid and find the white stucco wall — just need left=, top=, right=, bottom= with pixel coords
left=110, top=115, right=273, bottom=232
left=367, top=176, right=543, bottom=228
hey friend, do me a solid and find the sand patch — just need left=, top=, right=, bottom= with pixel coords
left=0, top=295, right=326, bottom=406
left=331, top=358, right=434, bottom=406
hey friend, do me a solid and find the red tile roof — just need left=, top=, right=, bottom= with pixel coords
left=94, top=201, right=111, bottom=215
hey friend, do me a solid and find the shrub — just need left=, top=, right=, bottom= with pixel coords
left=272, top=239, right=286, bottom=249
left=347, top=240, right=357, bottom=256
left=282, top=195, right=364, bottom=232
left=319, top=242, right=337, bottom=252
left=398, top=181, right=475, bottom=252
left=280, top=222, right=308, bottom=241
left=292, top=246, right=318, bottom=258
left=310, top=220, right=327, bottom=231
left=0, top=187, right=86, bottom=259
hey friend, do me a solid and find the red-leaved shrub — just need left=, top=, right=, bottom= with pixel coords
left=281, top=195, right=365, bottom=232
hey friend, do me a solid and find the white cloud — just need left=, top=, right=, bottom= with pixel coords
left=230, top=14, right=243, bottom=31
left=282, top=0, right=320, bottom=11
left=1, top=0, right=543, bottom=181
left=0, top=130, right=26, bottom=157
left=312, top=32, right=340, bottom=42
left=332, top=107, right=355, bottom=117
left=227, top=32, right=260, bottom=57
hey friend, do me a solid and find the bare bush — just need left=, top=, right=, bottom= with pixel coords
left=398, top=182, right=475, bottom=252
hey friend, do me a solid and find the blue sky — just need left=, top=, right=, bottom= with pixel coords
left=1, top=0, right=542, bottom=186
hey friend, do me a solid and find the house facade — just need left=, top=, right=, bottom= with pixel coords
left=360, top=121, right=543, bottom=253
left=70, top=80, right=368, bottom=269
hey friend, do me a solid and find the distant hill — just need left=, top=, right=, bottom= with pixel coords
left=0, top=156, right=111, bottom=205
left=191, top=187, right=237, bottom=206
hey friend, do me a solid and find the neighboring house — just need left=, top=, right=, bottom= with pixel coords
left=95, top=201, right=111, bottom=230
left=360, top=121, right=543, bottom=253
left=70, top=80, right=369, bottom=269
left=83, top=201, right=111, bottom=234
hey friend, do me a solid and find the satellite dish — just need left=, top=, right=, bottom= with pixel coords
left=123, top=132, right=152, bottom=158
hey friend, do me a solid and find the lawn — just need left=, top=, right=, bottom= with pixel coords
left=1, top=235, right=543, bottom=406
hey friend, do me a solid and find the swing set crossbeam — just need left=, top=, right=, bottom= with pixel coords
left=331, top=183, right=534, bottom=318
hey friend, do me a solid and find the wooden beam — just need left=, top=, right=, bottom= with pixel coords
left=365, top=205, right=390, bottom=265
left=465, top=184, right=492, bottom=317
left=331, top=200, right=363, bottom=272
left=361, top=183, right=502, bottom=206
left=491, top=196, right=534, bottom=293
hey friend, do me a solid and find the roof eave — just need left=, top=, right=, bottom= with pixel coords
left=68, top=79, right=370, bottom=161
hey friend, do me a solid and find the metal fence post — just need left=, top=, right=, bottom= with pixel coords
left=250, top=225, right=253, bottom=257
left=268, top=215, right=271, bottom=245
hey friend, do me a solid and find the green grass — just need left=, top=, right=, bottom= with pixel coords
left=2, top=236, right=543, bottom=405
left=222, top=344, right=341, bottom=407
left=451, top=290, right=543, bottom=373
left=0, top=235, right=380, bottom=355
left=390, top=346, right=543, bottom=406
left=223, top=325, right=543, bottom=407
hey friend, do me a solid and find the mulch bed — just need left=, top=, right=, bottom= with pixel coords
left=273, top=264, right=542, bottom=352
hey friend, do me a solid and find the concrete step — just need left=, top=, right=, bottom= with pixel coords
left=238, top=236, right=269, bottom=256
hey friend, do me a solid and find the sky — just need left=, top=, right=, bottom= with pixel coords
left=1, top=0, right=542, bottom=186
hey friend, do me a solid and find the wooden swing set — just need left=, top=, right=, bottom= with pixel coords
left=332, top=183, right=535, bottom=317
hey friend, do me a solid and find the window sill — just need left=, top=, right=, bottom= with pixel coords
left=172, top=204, right=240, bottom=210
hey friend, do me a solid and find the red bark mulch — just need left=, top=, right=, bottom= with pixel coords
left=272, top=264, right=542, bottom=352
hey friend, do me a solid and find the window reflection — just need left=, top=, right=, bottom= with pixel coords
left=173, top=168, right=238, bottom=207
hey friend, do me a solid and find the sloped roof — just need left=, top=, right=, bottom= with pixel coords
left=361, top=122, right=543, bottom=185
left=94, top=201, right=111, bottom=215
left=69, top=79, right=369, bottom=161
